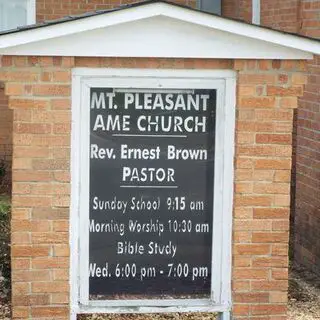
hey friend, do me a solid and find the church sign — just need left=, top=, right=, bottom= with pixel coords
left=71, top=69, right=235, bottom=314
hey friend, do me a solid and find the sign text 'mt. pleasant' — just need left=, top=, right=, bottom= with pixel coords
left=91, top=91, right=210, bottom=133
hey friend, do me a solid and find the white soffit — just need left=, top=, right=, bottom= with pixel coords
left=0, top=2, right=318, bottom=59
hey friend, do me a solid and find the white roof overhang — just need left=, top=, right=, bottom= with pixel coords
left=0, top=1, right=319, bottom=59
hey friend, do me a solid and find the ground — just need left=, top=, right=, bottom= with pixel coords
left=0, top=194, right=319, bottom=319
left=288, top=263, right=320, bottom=320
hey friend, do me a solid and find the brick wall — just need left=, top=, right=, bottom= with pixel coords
left=222, top=0, right=300, bottom=32
left=221, top=0, right=320, bottom=278
left=293, top=0, right=320, bottom=275
left=36, top=0, right=197, bottom=21
left=261, top=0, right=300, bottom=34
left=233, top=59, right=306, bottom=319
left=294, top=55, right=320, bottom=273
left=0, top=55, right=306, bottom=319
left=222, top=0, right=252, bottom=22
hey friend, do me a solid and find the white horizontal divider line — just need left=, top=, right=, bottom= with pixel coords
left=113, top=134, right=187, bottom=138
left=120, top=185, right=178, bottom=189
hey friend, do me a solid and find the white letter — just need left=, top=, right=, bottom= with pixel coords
left=90, top=144, right=98, bottom=158
left=201, top=94, right=210, bottom=111
left=117, top=242, right=123, bottom=254
left=167, top=145, right=175, bottom=160
left=123, top=115, right=130, bottom=131
left=124, top=93, right=134, bottom=109
left=165, top=94, right=174, bottom=110
left=137, top=116, right=146, bottom=132
left=144, top=94, right=152, bottom=110
left=121, top=144, right=128, bottom=159
left=106, top=92, right=115, bottom=109
left=174, top=94, right=186, bottom=110
left=168, top=168, right=175, bottom=182
left=93, top=197, right=98, bottom=210
left=91, top=92, right=106, bottom=109
left=122, top=167, right=131, bottom=181
left=153, top=94, right=164, bottom=109
left=93, top=115, right=105, bottom=131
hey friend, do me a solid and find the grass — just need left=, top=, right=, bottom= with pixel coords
left=0, top=194, right=11, bottom=319
left=0, top=195, right=10, bottom=218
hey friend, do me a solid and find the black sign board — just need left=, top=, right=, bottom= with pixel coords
left=89, top=88, right=216, bottom=299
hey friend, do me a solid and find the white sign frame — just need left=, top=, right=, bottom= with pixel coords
left=70, top=68, right=236, bottom=319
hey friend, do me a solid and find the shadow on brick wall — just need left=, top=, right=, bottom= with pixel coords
left=0, top=82, right=12, bottom=194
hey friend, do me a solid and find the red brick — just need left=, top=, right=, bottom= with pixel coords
left=13, top=170, right=53, bottom=182
left=279, top=97, right=298, bottom=109
left=14, top=123, right=51, bottom=134
left=233, top=280, right=250, bottom=291
left=32, top=159, right=69, bottom=170
left=292, top=73, right=308, bottom=85
left=239, top=74, right=277, bottom=84
left=251, top=304, right=287, bottom=315
left=235, top=244, right=270, bottom=255
left=253, top=208, right=289, bottom=219
left=11, top=245, right=50, bottom=257
left=272, top=269, right=288, bottom=280
left=235, top=195, right=273, bottom=207
left=32, top=232, right=68, bottom=244
left=239, top=97, right=276, bottom=108
left=252, top=256, right=288, bottom=267
left=51, top=293, right=69, bottom=304
left=32, top=84, right=71, bottom=96
left=12, top=306, right=29, bottom=318
left=252, top=232, right=289, bottom=243
left=256, top=134, right=291, bottom=145
left=233, top=268, right=269, bottom=280
left=32, top=207, right=69, bottom=220
left=234, top=292, right=269, bottom=303
left=13, top=282, right=30, bottom=295
left=12, top=294, right=50, bottom=306
left=267, top=85, right=303, bottom=96
left=251, top=280, right=288, bottom=291
left=31, top=306, right=68, bottom=317
left=254, top=159, right=291, bottom=170
left=272, top=244, right=289, bottom=256
left=53, top=269, right=69, bottom=281
left=233, top=304, right=250, bottom=316
left=9, top=98, right=49, bottom=110
left=53, top=245, right=70, bottom=257
left=253, top=183, right=290, bottom=194
left=51, top=98, right=71, bottom=110
left=32, top=257, right=68, bottom=269
left=12, top=270, right=50, bottom=282
left=5, top=83, right=25, bottom=95
left=12, top=196, right=51, bottom=207
left=32, top=281, right=68, bottom=293
left=11, top=258, right=31, bottom=270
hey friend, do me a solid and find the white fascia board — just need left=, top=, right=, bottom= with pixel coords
left=161, top=4, right=320, bottom=55
left=0, top=2, right=318, bottom=56
left=0, top=3, right=161, bottom=49
left=0, top=19, right=312, bottom=59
